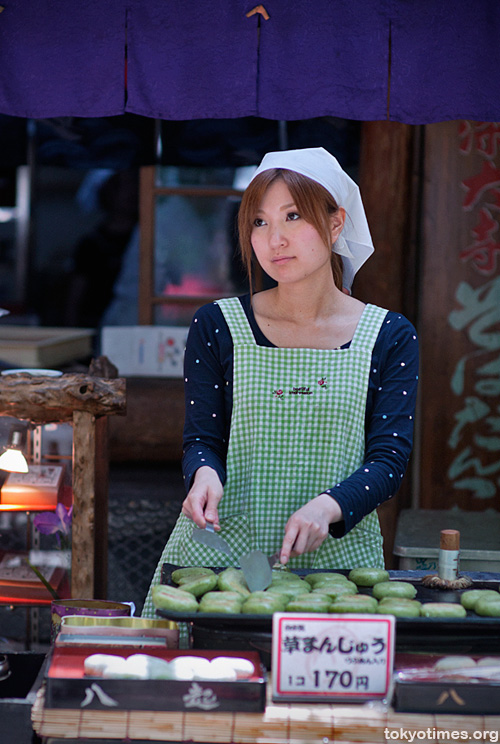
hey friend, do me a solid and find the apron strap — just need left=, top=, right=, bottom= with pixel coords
left=350, top=304, right=388, bottom=350
left=217, top=298, right=388, bottom=351
left=216, top=297, right=257, bottom=346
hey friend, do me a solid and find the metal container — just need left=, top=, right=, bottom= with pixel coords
left=50, top=598, right=132, bottom=642
left=393, top=507, right=500, bottom=572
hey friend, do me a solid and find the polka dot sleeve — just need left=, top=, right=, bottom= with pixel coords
left=326, top=313, right=419, bottom=536
left=182, top=303, right=233, bottom=492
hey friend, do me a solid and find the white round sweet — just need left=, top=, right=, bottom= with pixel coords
left=434, top=656, right=476, bottom=671
left=169, top=656, right=211, bottom=680
left=84, top=653, right=122, bottom=677
left=213, top=656, right=255, bottom=678
left=124, top=654, right=173, bottom=679
left=477, top=656, right=500, bottom=667
left=101, top=657, right=130, bottom=678
left=203, top=658, right=238, bottom=681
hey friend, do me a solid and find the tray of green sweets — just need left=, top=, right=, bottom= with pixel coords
left=154, top=565, right=500, bottom=651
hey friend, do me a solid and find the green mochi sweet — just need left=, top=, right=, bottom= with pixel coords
left=420, top=602, right=467, bottom=618
left=178, top=573, right=218, bottom=597
left=270, top=568, right=299, bottom=581
left=312, top=581, right=358, bottom=598
left=329, top=594, right=379, bottom=614
left=152, top=584, right=199, bottom=613
left=377, top=598, right=422, bottom=617
left=198, top=590, right=244, bottom=614
left=474, top=596, right=500, bottom=617
left=348, top=567, right=390, bottom=587
left=286, top=595, right=331, bottom=613
left=372, top=581, right=417, bottom=600
left=171, top=566, right=216, bottom=585
left=241, top=592, right=288, bottom=614
left=267, top=579, right=311, bottom=597
left=217, top=567, right=251, bottom=596
left=460, top=589, right=499, bottom=611
left=305, top=572, right=350, bottom=587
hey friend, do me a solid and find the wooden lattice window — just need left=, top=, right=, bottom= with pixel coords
left=138, top=165, right=251, bottom=326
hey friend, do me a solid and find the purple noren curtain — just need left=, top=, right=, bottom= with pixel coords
left=256, top=0, right=389, bottom=122
left=389, top=1, right=500, bottom=124
left=0, top=0, right=124, bottom=118
left=126, top=0, right=258, bottom=120
left=0, top=0, right=499, bottom=124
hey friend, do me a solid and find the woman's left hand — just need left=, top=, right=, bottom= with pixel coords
left=279, top=494, right=343, bottom=564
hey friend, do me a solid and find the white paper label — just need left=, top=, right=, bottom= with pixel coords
left=272, top=613, right=395, bottom=702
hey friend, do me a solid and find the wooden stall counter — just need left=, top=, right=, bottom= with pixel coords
left=32, top=679, right=500, bottom=744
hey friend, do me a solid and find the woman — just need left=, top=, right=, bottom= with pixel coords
left=142, top=147, right=418, bottom=616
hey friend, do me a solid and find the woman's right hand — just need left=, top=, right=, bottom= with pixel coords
left=181, top=466, right=224, bottom=529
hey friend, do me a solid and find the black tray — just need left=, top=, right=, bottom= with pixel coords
left=157, top=566, right=500, bottom=663
left=156, top=565, right=500, bottom=628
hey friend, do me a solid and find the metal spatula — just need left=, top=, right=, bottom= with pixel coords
left=239, top=550, right=280, bottom=592
left=191, top=520, right=233, bottom=558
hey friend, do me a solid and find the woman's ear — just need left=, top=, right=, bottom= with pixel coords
left=330, top=207, right=346, bottom=242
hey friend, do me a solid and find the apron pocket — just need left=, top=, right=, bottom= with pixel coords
left=312, top=515, right=384, bottom=569
left=217, top=512, right=253, bottom=558
left=164, top=512, right=253, bottom=568
left=346, top=520, right=385, bottom=568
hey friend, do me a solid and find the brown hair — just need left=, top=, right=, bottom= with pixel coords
left=237, top=168, right=344, bottom=290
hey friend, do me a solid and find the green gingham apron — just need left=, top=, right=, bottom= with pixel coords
left=142, top=298, right=387, bottom=619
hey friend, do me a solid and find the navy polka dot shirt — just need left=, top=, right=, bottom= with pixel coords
left=182, top=295, right=419, bottom=537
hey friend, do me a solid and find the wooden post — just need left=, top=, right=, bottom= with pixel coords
left=70, top=411, right=109, bottom=599
left=94, top=415, right=109, bottom=598
left=357, top=121, right=418, bottom=567
left=72, top=411, right=96, bottom=598
left=357, top=120, right=417, bottom=314
left=138, top=166, right=156, bottom=325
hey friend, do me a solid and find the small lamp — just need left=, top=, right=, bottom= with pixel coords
left=0, top=424, right=29, bottom=473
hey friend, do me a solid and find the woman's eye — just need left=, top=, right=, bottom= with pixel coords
left=253, top=217, right=266, bottom=227
left=286, top=212, right=300, bottom=221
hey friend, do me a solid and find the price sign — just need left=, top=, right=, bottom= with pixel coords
left=272, top=613, right=395, bottom=703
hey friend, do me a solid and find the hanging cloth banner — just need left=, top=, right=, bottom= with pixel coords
left=126, top=0, right=258, bottom=120
left=0, top=0, right=499, bottom=123
left=0, top=0, right=124, bottom=118
left=389, top=0, right=500, bottom=124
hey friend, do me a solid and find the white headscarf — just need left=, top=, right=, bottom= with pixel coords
left=249, top=147, right=374, bottom=290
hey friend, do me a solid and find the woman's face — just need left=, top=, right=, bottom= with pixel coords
left=250, top=179, right=341, bottom=286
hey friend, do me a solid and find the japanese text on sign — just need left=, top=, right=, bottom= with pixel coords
left=272, top=613, right=395, bottom=702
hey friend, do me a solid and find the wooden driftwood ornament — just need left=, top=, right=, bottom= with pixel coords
left=0, top=372, right=125, bottom=424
